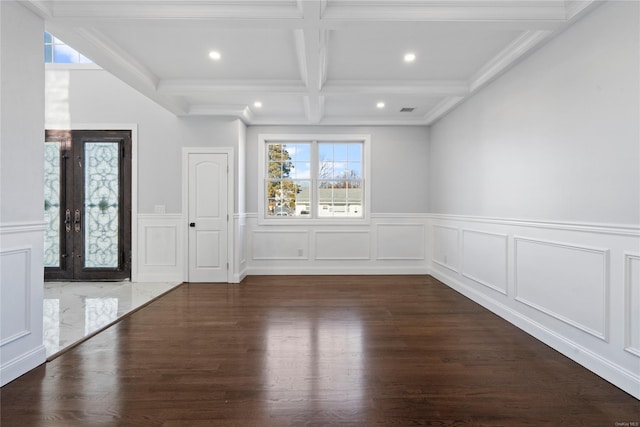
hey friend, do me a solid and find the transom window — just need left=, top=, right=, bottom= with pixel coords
left=44, top=32, right=93, bottom=64
left=259, top=134, right=370, bottom=223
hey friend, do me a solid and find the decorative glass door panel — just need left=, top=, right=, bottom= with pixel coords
left=44, top=130, right=131, bottom=281
left=84, top=142, right=120, bottom=268
left=44, top=141, right=62, bottom=268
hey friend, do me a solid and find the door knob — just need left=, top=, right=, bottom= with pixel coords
left=189, top=222, right=196, bottom=227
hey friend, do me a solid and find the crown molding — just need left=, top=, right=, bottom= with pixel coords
left=322, top=80, right=469, bottom=96
left=321, top=1, right=567, bottom=23
left=243, top=113, right=431, bottom=126
left=565, top=0, right=599, bottom=21
left=44, top=1, right=303, bottom=21
left=468, top=29, right=552, bottom=93
left=187, top=104, right=253, bottom=122
left=22, top=0, right=54, bottom=19
left=423, top=96, right=465, bottom=125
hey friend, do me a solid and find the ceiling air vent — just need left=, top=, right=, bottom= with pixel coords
left=400, top=107, right=415, bottom=113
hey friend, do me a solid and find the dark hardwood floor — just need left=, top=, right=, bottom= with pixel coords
left=1, top=275, right=638, bottom=426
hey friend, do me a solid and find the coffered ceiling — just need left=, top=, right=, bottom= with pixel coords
left=26, top=0, right=600, bottom=125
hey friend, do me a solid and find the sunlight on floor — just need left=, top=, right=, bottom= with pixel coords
left=43, top=281, right=181, bottom=357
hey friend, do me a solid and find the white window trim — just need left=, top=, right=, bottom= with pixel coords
left=258, top=133, right=371, bottom=226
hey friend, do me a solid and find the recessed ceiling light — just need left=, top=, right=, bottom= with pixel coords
left=376, top=102, right=385, bottom=109
left=208, top=51, right=221, bottom=60
left=254, top=101, right=262, bottom=108
left=404, top=52, right=416, bottom=63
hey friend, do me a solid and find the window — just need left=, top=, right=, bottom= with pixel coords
left=259, top=134, right=370, bottom=223
left=44, top=32, right=93, bottom=64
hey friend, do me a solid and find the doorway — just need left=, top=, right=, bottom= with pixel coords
left=44, top=130, right=132, bottom=281
left=184, top=149, right=231, bottom=283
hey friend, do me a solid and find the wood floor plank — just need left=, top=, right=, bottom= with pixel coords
left=1, top=275, right=638, bottom=426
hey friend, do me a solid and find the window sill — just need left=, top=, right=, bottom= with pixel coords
left=256, top=216, right=371, bottom=227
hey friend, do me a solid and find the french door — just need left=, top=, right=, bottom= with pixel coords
left=44, top=130, right=132, bottom=281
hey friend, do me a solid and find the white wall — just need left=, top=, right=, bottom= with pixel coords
left=242, top=125, right=430, bottom=278
left=49, top=69, right=245, bottom=215
left=45, top=68, right=247, bottom=281
left=246, top=125, right=430, bottom=214
left=429, top=2, right=639, bottom=225
left=427, top=1, right=640, bottom=399
left=0, top=1, right=47, bottom=385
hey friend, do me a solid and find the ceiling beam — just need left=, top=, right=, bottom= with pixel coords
left=303, top=96, right=325, bottom=124
left=188, top=104, right=254, bottom=122
left=249, top=114, right=430, bottom=126
left=322, top=80, right=469, bottom=96
left=321, top=1, right=568, bottom=22
left=65, top=27, right=159, bottom=90
left=21, top=0, right=54, bottom=19
left=27, top=0, right=575, bottom=33
left=32, top=0, right=571, bottom=24
left=46, top=24, right=188, bottom=116
left=297, top=0, right=325, bottom=123
left=42, top=1, right=303, bottom=21
left=157, top=80, right=307, bottom=95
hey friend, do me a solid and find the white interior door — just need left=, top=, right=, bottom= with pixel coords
left=187, top=153, right=228, bottom=282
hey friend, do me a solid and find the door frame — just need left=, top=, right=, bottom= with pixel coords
left=182, top=147, right=234, bottom=283
left=47, top=123, right=139, bottom=281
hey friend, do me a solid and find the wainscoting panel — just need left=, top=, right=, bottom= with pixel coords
left=625, top=253, right=640, bottom=356
left=315, top=231, right=370, bottom=260
left=245, top=214, right=429, bottom=275
left=432, top=225, right=460, bottom=272
left=144, top=226, right=177, bottom=266
left=0, top=222, right=46, bottom=386
left=137, top=214, right=184, bottom=282
left=377, top=224, right=425, bottom=260
left=428, top=214, right=640, bottom=399
left=462, top=230, right=508, bottom=295
left=0, top=248, right=31, bottom=346
left=252, top=230, right=309, bottom=260
left=514, top=237, right=609, bottom=340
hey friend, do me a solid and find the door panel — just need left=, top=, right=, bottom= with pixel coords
left=196, top=231, right=221, bottom=268
left=83, top=141, right=120, bottom=269
left=196, top=162, right=221, bottom=217
left=44, top=131, right=72, bottom=280
left=44, top=130, right=131, bottom=281
left=188, top=153, right=228, bottom=282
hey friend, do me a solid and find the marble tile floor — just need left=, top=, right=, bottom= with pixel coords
left=43, top=281, right=182, bottom=359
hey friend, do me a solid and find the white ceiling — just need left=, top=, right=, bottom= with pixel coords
left=27, top=0, right=600, bottom=126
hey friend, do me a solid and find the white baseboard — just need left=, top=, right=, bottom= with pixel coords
left=234, top=268, right=249, bottom=283
left=429, top=268, right=640, bottom=400
left=247, top=266, right=429, bottom=275
left=0, top=345, right=46, bottom=387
